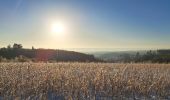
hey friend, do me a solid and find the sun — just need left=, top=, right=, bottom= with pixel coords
left=51, top=22, right=66, bottom=34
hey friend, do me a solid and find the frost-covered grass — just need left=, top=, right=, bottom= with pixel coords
left=0, top=63, right=170, bottom=99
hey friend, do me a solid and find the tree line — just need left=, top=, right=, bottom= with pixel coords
left=0, top=43, right=170, bottom=63
left=107, top=50, right=170, bottom=63
left=0, top=43, right=99, bottom=62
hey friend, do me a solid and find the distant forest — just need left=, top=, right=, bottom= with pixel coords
left=0, top=43, right=170, bottom=63
left=0, top=43, right=98, bottom=62
left=103, top=50, right=170, bottom=63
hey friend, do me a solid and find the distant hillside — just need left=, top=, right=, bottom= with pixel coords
left=0, top=44, right=99, bottom=62
left=91, top=51, right=147, bottom=60
left=90, top=50, right=170, bottom=63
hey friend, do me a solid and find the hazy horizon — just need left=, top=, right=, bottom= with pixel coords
left=0, top=44, right=168, bottom=53
left=0, top=0, right=170, bottom=50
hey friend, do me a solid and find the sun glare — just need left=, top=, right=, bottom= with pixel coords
left=51, top=22, right=66, bottom=34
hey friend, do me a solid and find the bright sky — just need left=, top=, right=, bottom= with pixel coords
left=0, top=0, right=170, bottom=50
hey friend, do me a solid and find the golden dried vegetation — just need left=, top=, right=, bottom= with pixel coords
left=0, top=63, right=170, bottom=99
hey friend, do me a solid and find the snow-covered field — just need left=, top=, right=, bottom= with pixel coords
left=0, top=63, right=170, bottom=100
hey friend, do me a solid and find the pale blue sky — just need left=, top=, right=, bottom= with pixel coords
left=0, top=0, right=170, bottom=50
